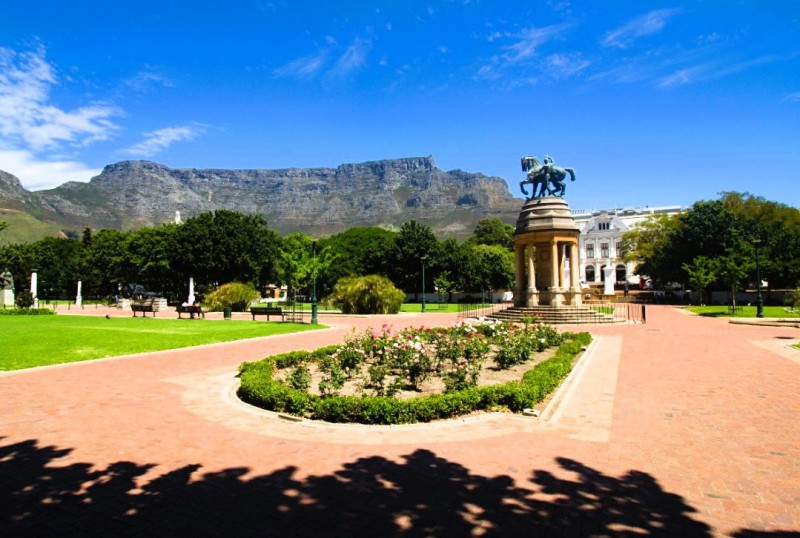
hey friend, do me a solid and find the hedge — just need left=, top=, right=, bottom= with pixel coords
left=237, top=331, right=591, bottom=425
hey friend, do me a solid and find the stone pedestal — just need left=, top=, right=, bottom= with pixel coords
left=603, top=266, right=615, bottom=296
left=2, top=289, right=14, bottom=307
left=513, top=197, right=582, bottom=308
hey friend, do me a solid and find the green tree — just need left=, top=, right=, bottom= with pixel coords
left=620, top=213, right=681, bottom=283
left=468, top=218, right=515, bottom=251
left=458, top=244, right=514, bottom=293
left=317, top=226, right=396, bottom=293
left=716, top=245, right=754, bottom=310
left=171, top=210, right=280, bottom=289
left=386, top=221, right=440, bottom=294
left=682, top=256, right=717, bottom=305
left=123, top=225, right=179, bottom=296
left=79, top=229, right=128, bottom=297
left=278, top=233, right=335, bottom=299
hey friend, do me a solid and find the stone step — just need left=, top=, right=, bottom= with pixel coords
left=486, top=306, right=622, bottom=325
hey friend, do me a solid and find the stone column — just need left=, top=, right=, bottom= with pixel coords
left=514, top=243, right=525, bottom=306
left=558, top=244, right=566, bottom=290
left=527, top=244, right=538, bottom=306
left=570, top=243, right=580, bottom=290
left=550, top=242, right=559, bottom=290
left=76, top=280, right=82, bottom=307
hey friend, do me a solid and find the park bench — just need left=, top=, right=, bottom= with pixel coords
left=250, top=305, right=284, bottom=321
left=131, top=299, right=160, bottom=317
left=176, top=304, right=205, bottom=319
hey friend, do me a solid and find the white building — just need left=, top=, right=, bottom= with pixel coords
left=571, top=206, right=682, bottom=285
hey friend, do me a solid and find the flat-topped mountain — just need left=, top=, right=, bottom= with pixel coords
left=0, top=156, right=524, bottom=241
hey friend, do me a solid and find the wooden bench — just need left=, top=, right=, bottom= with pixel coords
left=131, top=301, right=159, bottom=317
left=176, top=304, right=205, bottom=319
left=250, top=306, right=284, bottom=321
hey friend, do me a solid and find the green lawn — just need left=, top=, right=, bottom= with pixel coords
left=685, top=305, right=800, bottom=318
left=399, top=302, right=463, bottom=313
left=0, top=316, right=323, bottom=371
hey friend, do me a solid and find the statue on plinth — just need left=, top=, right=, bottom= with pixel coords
left=519, top=154, right=576, bottom=200
left=1, top=268, right=14, bottom=307
left=1, top=269, right=14, bottom=290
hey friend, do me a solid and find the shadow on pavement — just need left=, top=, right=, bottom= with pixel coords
left=0, top=437, right=776, bottom=536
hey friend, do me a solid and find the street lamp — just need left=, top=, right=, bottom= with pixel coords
left=753, top=239, right=764, bottom=318
left=421, top=255, right=428, bottom=313
left=311, top=241, right=318, bottom=324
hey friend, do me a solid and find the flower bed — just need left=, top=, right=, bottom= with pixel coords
left=237, top=319, right=591, bottom=425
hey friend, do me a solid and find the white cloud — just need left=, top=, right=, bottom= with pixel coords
left=0, top=149, right=101, bottom=190
left=503, top=24, right=572, bottom=64
left=273, top=50, right=329, bottom=78
left=331, top=37, right=371, bottom=76
left=125, top=67, right=175, bottom=92
left=602, top=9, right=681, bottom=49
left=784, top=91, right=800, bottom=102
left=545, top=53, right=590, bottom=78
left=123, top=125, right=205, bottom=158
left=0, top=45, right=120, bottom=151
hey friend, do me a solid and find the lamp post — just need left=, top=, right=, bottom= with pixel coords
left=753, top=239, right=764, bottom=318
left=421, top=255, right=428, bottom=313
left=311, top=241, right=318, bottom=324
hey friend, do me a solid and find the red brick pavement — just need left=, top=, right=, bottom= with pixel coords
left=1, top=306, right=799, bottom=536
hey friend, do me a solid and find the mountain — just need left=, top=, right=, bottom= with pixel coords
left=0, top=156, right=524, bottom=242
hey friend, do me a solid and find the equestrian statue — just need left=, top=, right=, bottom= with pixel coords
left=519, top=154, right=576, bottom=200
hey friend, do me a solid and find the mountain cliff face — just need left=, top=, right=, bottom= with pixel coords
left=1, top=156, right=523, bottom=239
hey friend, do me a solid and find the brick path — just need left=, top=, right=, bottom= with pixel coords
left=1, top=307, right=798, bottom=536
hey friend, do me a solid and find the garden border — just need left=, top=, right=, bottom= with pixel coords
left=237, top=330, right=592, bottom=425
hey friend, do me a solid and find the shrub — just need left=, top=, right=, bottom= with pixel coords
left=287, top=365, right=312, bottom=390
left=202, top=282, right=260, bottom=312
left=0, top=307, right=56, bottom=316
left=330, top=275, right=404, bottom=314
left=15, top=290, right=34, bottom=309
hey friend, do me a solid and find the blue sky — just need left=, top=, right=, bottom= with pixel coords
left=1, top=1, right=798, bottom=210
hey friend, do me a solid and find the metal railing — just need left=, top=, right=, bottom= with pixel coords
left=457, top=302, right=509, bottom=319
left=586, top=302, right=647, bottom=323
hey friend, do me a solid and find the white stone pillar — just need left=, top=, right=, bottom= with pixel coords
left=76, top=280, right=82, bottom=307
left=603, top=265, right=615, bottom=296
left=570, top=243, right=580, bottom=290
left=31, top=271, right=38, bottom=308
left=188, top=277, right=196, bottom=305
left=527, top=245, right=536, bottom=291
left=550, top=242, right=559, bottom=290
left=558, top=244, right=566, bottom=290
left=514, top=244, right=525, bottom=306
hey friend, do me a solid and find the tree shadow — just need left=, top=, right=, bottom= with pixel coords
left=0, top=437, right=781, bottom=537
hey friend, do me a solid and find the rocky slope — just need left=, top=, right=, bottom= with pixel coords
left=0, top=156, right=523, bottom=240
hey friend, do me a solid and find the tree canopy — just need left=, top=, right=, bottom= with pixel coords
left=621, top=192, right=800, bottom=295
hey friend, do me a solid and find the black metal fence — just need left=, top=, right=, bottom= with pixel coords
left=586, top=302, right=647, bottom=323
left=457, top=302, right=509, bottom=319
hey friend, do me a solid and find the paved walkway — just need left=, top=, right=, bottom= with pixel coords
left=1, top=307, right=799, bottom=536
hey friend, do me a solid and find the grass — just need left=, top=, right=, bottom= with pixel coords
left=399, top=302, right=463, bottom=313
left=686, top=305, right=800, bottom=318
left=0, top=316, right=324, bottom=371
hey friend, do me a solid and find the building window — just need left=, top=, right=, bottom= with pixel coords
left=586, top=244, right=594, bottom=258
left=585, top=266, right=595, bottom=282
left=600, top=243, right=609, bottom=257
left=616, top=264, right=627, bottom=282
left=615, top=242, right=621, bottom=257
left=598, top=222, right=610, bottom=231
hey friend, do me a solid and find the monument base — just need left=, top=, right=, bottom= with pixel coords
left=526, top=289, right=539, bottom=306
left=2, top=289, right=14, bottom=307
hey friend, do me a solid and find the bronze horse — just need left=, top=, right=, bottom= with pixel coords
left=519, top=155, right=576, bottom=200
